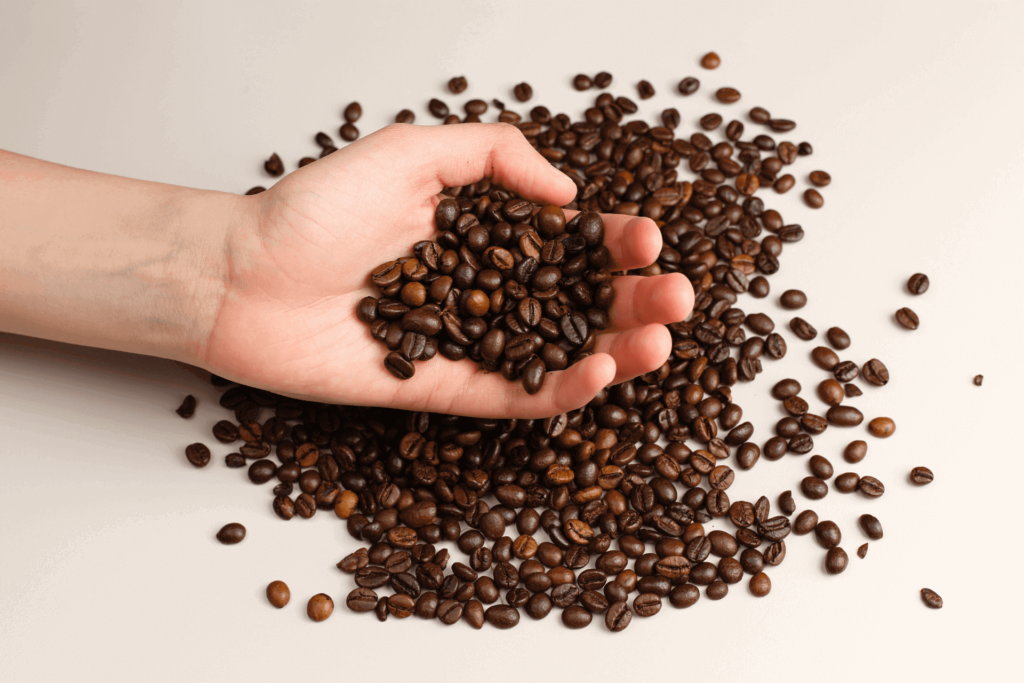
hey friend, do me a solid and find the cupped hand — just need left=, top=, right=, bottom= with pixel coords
left=204, top=123, right=694, bottom=418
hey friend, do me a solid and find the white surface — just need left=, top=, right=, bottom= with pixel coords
left=1, top=1, right=1022, bottom=681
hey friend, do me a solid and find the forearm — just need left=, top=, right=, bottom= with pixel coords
left=0, top=149, right=238, bottom=366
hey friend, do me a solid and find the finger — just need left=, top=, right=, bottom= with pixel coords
left=608, top=273, right=694, bottom=330
left=382, top=123, right=578, bottom=206
left=563, top=211, right=662, bottom=271
left=593, top=324, right=673, bottom=385
left=382, top=351, right=616, bottom=419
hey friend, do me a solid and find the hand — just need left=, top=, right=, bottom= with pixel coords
left=206, top=123, right=694, bottom=418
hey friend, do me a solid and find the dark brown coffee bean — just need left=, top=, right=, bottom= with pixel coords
left=384, top=352, right=415, bottom=380
left=715, top=87, right=741, bottom=103
left=809, top=455, right=834, bottom=480
left=856, top=543, right=868, bottom=559
left=790, top=317, right=817, bottom=340
left=818, top=379, right=844, bottom=406
left=921, top=588, right=943, bottom=609
left=801, top=477, right=828, bottom=500
left=594, top=72, right=613, bottom=89
left=633, top=593, right=662, bottom=617
left=778, top=490, right=795, bottom=516
left=772, top=378, right=801, bottom=399
left=794, top=510, right=818, bottom=535
left=428, top=98, right=449, bottom=118
left=769, top=119, right=796, bottom=132
left=834, top=472, right=859, bottom=493
left=811, top=346, right=840, bottom=370
left=185, top=442, right=211, bottom=468
left=749, top=572, right=771, bottom=597
left=859, top=514, right=883, bottom=540
left=858, top=476, right=885, bottom=498
left=804, top=189, right=824, bottom=208
left=668, top=583, right=700, bottom=608
left=845, top=383, right=862, bottom=397
left=447, top=76, right=467, bottom=94
left=561, top=605, right=592, bottom=629
left=216, top=522, right=245, bottom=544
left=513, top=82, right=533, bottom=102
left=825, top=547, right=848, bottom=575
left=266, top=580, right=290, bottom=608
left=827, top=405, right=864, bottom=427
left=637, top=80, right=655, bottom=99
left=973, top=374, right=983, bottom=386
left=485, top=604, right=520, bottom=629
left=910, top=466, right=934, bottom=485
left=907, top=273, right=930, bottom=295
left=862, top=359, right=890, bottom=386
left=264, top=153, right=284, bottom=177
left=700, top=113, right=722, bottom=130
left=779, top=290, right=806, bottom=309
left=896, top=307, right=919, bottom=330
left=176, top=395, right=197, bottom=418
left=437, top=599, right=463, bottom=624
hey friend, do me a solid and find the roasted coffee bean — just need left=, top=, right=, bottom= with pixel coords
left=668, top=583, right=700, bottom=609
left=772, top=378, right=802, bottom=399
left=808, top=170, right=831, bottom=187
left=706, top=580, right=728, bottom=600
left=637, top=80, right=655, bottom=99
left=844, top=440, right=867, bottom=463
left=808, top=455, right=834, bottom=480
left=814, top=520, right=841, bottom=549
left=973, top=374, right=983, bottom=386
left=804, top=189, right=824, bottom=208
left=594, top=71, right=613, bottom=88
left=834, top=472, right=860, bottom=493
left=779, top=289, right=806, bottom=309
left=437, top=599, right=463, bottom=625
left=800, top=477, right=828, bottom=500
left=845, top=384, right=862, bottom=398
left=562, top=605, right=593, bottom=629
left=428, top=98, right=449, bottom=118
left=307, top=593, right=334, bottom=622
left=862, top=359, right=890, bottom=386
left=749, top=572, right=771, bottom=597
left=895, top=307, right=919, bottom=330
left=186, top=443, right=211, bottom=468
left=700, top=52, right=721, bottom=69
left=858, top=476, right=885, bottom=498
left=910, top=466, right=934, bottom=485
left=264, top=153, right=284, bottom=176
left=266, top=580, right=290, bottom=608
left=907, top=273, right=930, bottom=295
left=867, top=417, right=896, bottom=438
left=790, top=317, right=817, bottom=341
left=486, top=605, right=520, bottom=629
left=794, top=510, right=818, bottom=535
left=819, top=379, right=844, bottom=406
left=857, top=543, right=868, bottom=559
left=716, top=87, right=741, bottom=103
left=859, top=514, right=883, bottom=540
left=447, top=76, right=468, bottom=94
left=826, top=327, right=850, bottom=350
left=833, top=361, right=859, bottom=383
left=921, top=588, right=943, bottom=609
left=827, top=405, right=864, bottom=427
left=633, top=593, right=662, bottom=617
left=825, top=547, right=848, bottom=575
left=176, top=395, right=197, bottom=418
left=513, top=82, right=533, bottom=102
left=811, top=346, right=840, bottom=370
left=216, top=522, right=246, bottom=545
left=778, top=491, right=795, bottom=516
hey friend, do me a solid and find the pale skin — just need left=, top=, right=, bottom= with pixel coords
left=0, top=123, right=694, bottom=418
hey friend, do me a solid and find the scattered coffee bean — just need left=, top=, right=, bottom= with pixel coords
left=867, top=417, right=896, bottom=438
left=266, top=580, right=290, bottom=608
left=176, top=395, right=197, bottom=418
left=594, top=71, right=613, bottom=88
left=859, top=514, right=883, bottom=540
left=701, top=52, right=721, bottom=69
left=844, top=440, right=867, bottom=463
left=826, top=327, right=850, bottom=350
left=637, top=80, right=655, bottom=99
left=447, top=77, right=467, bottom=94
left=973, top=374, right=983, bottom=386
left=895, top=307, right=919, bottom=330
left=185, top=442, right=211, bottom=468
left=858, top=476, right=885, bottom=498
left=790, top=317, right=817, bottom=340
left=794, top=510, right=818, bottom=535
left=857, top=543, right=868, bottom=559
left=716, top=87, right=741, bottom=103
left=920, top=588, right=943, bottom=609
left=809, top=171, right=831, bottom=187
left=307, top=593, right=334, bottom=622
left=264, top=153, right=284, bottom=176
left=834, top=472, right=860, bottom=493
left=909, top=466, right=934, bottom=485
left=780, top=289, right=807, bottom=309
left=907, top=273, right=929, bottom=295
left=216, top=522, right=245, bottom=544
left=804, top=189, right=824, bottom=208
left=825, top=547, right=848, bottom=575
left=678, top=77, right=699, bottom=95
left=862, top=359, right=890, bottom=386
left=513, top=82, right=533, bottom=102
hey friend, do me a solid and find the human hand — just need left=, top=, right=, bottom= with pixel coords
left=205, top=123, right=694, bottom=417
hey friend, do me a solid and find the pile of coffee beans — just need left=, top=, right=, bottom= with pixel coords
left=202, top=59, right=944, bottom=629
left=357, top=202, right=613, bottom=394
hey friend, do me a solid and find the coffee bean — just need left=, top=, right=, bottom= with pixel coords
left=185, top=442, right=211, bottom=468
left=668, top=583, right=700, bottom=608
left=700, top=113, right=722, bottom=130
left=973, top=374, right=983, bottom=386
left=346, top=587, right=378, bottom=612
left=216, top=522, right=245, bottom=544
left=834, top=472, right=860, bottom=493
left=637, top=80, right=655, bottom=99
left=910, top=466, right=934, bottom=485
left=384, top=352, right=415, bottom=380
left=701, top=52, right=721, bottom=69
left=845, top=383, right=862, bottom=397
left=572, top=74, right=593, bottom=90
left=428, top=98, right=449, bottom=118
left=594, top=71, right=613, bottom=88
left=396, top=109, right=415, bottom=124
left=856, top=543, right=868, bottom=559
left=895, top=307, right=919, bottom=330
left=809, top=455, right=834, bottom=480
left=825, top=327, right=850, bottom=350
left=825, top=547, right=848, bottom=575
left=632, top=592, right=662, bottom=617
left=920, top=588, right=943, bottom=609
left=513, top=82, right=533, bottom=102
left=809, top=171, right=831, bottom=187
left=819, top=379, right=844, bottom=406
left=804, top=189, right=824, bottom=208
left=790, top=317, right=817, bottom=341
left=749, top=572, right=771, bottom=597
left=867, top=417, right=896, bottom=438
left=772, top=378, right=802, bottom=399
left=437, top=599, right=463, bottom=625
left=678, top=77, right=700, bottom=95
left=858, top=476, right=885, bottom=498
left=264, top=153, right=284, bottom=176
left=859, top=514, right=883, bottom=540
left=716, top=87, right=741, bottom=104
left=176, top=395, right=197, bottom=418
left=801, top=477, right=828, bottom=500
left=266, top=580, right=290, bottom=608
left=811, top=346, right=840, bottom=370
left=827, top=405, right=864, bottom=427
left=814, top=520, right=841, bottom=549
left=750, top=276, right=770, bottom=298
left=485, top=605, right=520, bottom=629
left=706, top=580, right=729, bottom=600
left=907, top=273, right=930, bottom=295
left=780, top=289, right=806, bottom=309
left=245, top=186, right=266, bottom=195
left=844, top=440, right=867, bottom=463
left=307, top=593, right=334, bottom=622
left=862, top=359, right=890, bottom=386
left=794, top=510, right=818, bottom=535
left=447, top=76, right=467, bottom=94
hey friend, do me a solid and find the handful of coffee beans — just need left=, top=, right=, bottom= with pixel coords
left=357, top=200, right=614, bottom=394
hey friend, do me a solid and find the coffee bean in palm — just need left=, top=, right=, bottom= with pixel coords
left=794, top=510, right=818, bottom=535
left=185, top=442, right=211, bottom=468
left=825, top=547, right=848, bottom=575
left=867, top=417, right=896, bottom=438
left=910, top=466, right=934, bottom=485
left=701, top=52, right=721, bottom=69
left=790, top=317, right=817, bottom=340
left=780, top=289, right=806, bottom=309
left=907, top=273, right=930, bottom=295
left=862, top=359, right=890, bottom=386
left=513, top=82, right=533, bottom=102
left=264, top=153, right=284, bottom=176
left=895, top=307, right=919, bottom=330
left=384, top=352, right=415, bottom=380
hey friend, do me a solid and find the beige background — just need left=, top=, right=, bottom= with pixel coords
left=1, top=1, right=1022, bottom=681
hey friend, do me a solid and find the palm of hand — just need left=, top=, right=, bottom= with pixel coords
left=203, top=124, right=693, bottom=418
